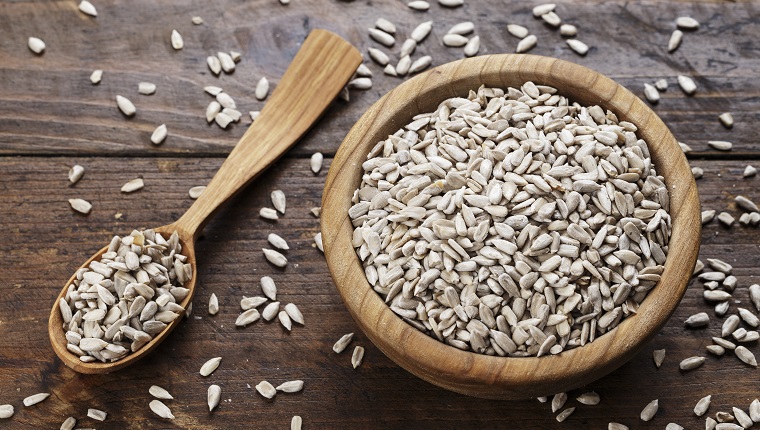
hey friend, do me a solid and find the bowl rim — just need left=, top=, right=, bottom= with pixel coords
left=322, top=54, right=701, bottom=399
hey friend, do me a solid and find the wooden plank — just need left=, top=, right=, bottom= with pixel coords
left=0, top=0, right=758, bottom=157
left=0, top=156, right=758, bottom=428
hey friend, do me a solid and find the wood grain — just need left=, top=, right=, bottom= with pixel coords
left=322, top=54, right=701, bottom=399
left=0, top=0, right=759, bottom=427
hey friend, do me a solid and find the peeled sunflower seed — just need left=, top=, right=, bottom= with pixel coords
left=0, top=405, right=14, bottom=419
left=532, top=3, right=556, bottom=16
left=733, top=407, right=753, bottom=428
left=149, top=385, right=173, bottom=400
left=236, top=309, right=260, bottom=327
left=750, top=399, right=760, bottom=422
left=206, top=101, right=221, bottom=123
left=407, top=0, right=430, bottom=11
left=640, top=399, right=659, bottom=421
left=735, top=195, right=759, bottom=212
left=314, top=232, right=324, bottom=252
left=189, top=186, right=206, bottom=199
left=668, top=30, right=683, bottom=52
left=439, top=0, right=463, bottom=6
left=268, top=233, right=289, bottom=250
left=215, top=112, right=234, bottom=129
left=149, top=400, right=175, bottom=419
left=78, top=1, right=97, bottom=16
left=556, top=407, right=575, bottom=423
left=719, top=112, right=734, bottom=128
left=375, top=18, right=396, bottom=34
left=560, top=24, right=577, bottom=37
left=291, top=416, right=303, bottom=430
left=653, top=349, right=666, bottom=368
left=87, top=408, right=107, bottom=421
left=216, top=92, right=236, bottom=109
left=263, top=248, right=287, bottom=267
left=200, top=356, right=222, bottom=376
left=271, top=190, right=286, bottom=214
left=60, top=416, right=76, bottom=429
left=551, top=392, right=567, bottom=413
left=284, top=303, right=304, bottom=325
left=28, top=37, right=45, bottom=54
left=116, top=95, right=136, bottom=116
left=400, top=38, right=417, bottom=57
left=516, top=35, right=537, bottom=53
left=262, top=301, right=280, bottom=321
left=367, top=47, right=390, bottom=66
left=644, top=83, right=660, bottom=104
left=192, top=16, right=203, bottom=24
left=676, top=16, right=700, bottom=30
left=348, top=78, right=372, bottom=90
left=695, top=395, right=712, bottom=416
left=443, top=34, right=469, bottom=47
left=333, top=332, right=354, bottom=353
left=256, top=381, right=277, bottom=399
left=464, top=36, right=480, bottom=57
left=207, top=56, right=222, bottom=75
left=151, top=124, right=167, bottom=145
left=170, top=30, right=183, bottom=50
left=69, top=164, right=85, bottom=184
left=278, top=311, right=292, bottom=331
left=121, top=178, right=144, bottom=193
left=261, top=276, right=277, bottom=300
left=541, top=11, right=562, bottom=27
left=735, top=346, right=757, bottom=367
left=685, top=312, right=710, bottom=328
left=351, top=345, right=365, bottom=369
left=448, top=21, right=474, bottom=35
left=23, top=393, right=50, bottom=407
left=138, top=82, right=156, bottom=95
left=241, top=296, right=267, bottom=310
left=507, top=24, right=529, bottom=39
left=410, top=21, right=433, bottom=42
left=90, top=69, right=102, bottom=84
left=566, top=39, right=589, bottom=56
left=409, top=56, right=432, bottom=74
left=208, top=293, right=219, bottom=315
left=576, top=392, right=600, bottom=405
left=608, top=423, right=628, bottom=430
left=368, top=28, right=395, bottom=47
left=677, top=75, right=697, bottom=95
left=255, top=77, right=270, bottom=100
left=665, top=424, right=683, bottom=430
left=679, top=356, right=705, bottom=371
left=69, top=198, right=92, bottom=214
left=310, top=152, right=323, bottom=174
left=208, top=384, right=221, bottom=411
left=396, top=56, right=412, bottom=76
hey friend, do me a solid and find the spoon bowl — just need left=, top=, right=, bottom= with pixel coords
left=49, top=29, right=362, bottom=374
left=322, top=54, right=701, bottom=399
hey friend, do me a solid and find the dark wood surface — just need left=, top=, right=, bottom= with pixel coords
left=0, top=0, right=758, bottom=428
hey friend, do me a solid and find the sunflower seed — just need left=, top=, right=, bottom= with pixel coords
left=352, top=345, right=365, bottom=368
left=192, top=16, right=203, bottom=24
left=735, top=346, right=757, bottom=366
left=409, top=56, right=432, bottom=73
left=116, top=95, right=136, bottom=116
left=28, top=37, right=45, bottom=54
left=255, top=77, right=270, bottom=100
left=516, top=35, right=537, bottom=53
left=375, top=18, right=396, bottom=34
left=717, top=212, right=735, bottom=227
left=78, top=0, right=97, bottom=16
left=241, top=296, right=267, bottom=310
left=206, top=101, right=221, bottom=123
left=216, top=53, right=235, bottom=73
left=291, top=416, right=303, bottom=430
left=666, top=424, right=684, bottom=430
left=408, top=1, right=430, bottom=11
left=532, top=3, right=556, bottom=16
left=576, top=392, right=600, bottom=405
left=121, top=178, right=144, bottom=193
left=23, top=393, right=50, bottom=407
left=560, top=24, right=577, bottom=37
left=263, top=248, right=287, bottom=267
left=90, top=69, right=102, bottom=84
left=208, top=293, right=219, bottom=315
left=68, top=164, right=85, bottom=184
left=208, top=384, right=221, bottom=411
left=644, top=83, right=660, bottom=104
left=278, top=311, right=292, bottom=330
left=750, top=285, right=760, bottom=311
left=367, top=47, right=390, bottom=66
left=333, top=333, right=354, bottom=353
left=150, top=124, right=167, bottom=145
left=716, top=412, right=735, bottom=423
left=443, top=34, right=469, bottom=47
left=314, top=232, right=324, bottom=252
left=680, top=356, right=705, bottom=371
left=149, top=400, right=175, bottom=419
left=276, top=380, right=304, bottom=393
left=749, top=399, right=760, bottom=421
left=707, top=345, right=725, bottom=356
left=411, top=21, right=433, bottom=42
left=736, top=196, right=758, bottom=212
left=552, top=392, right=567, bottom=413
left=149, top=385, right=173, bottom=400
left=685, top=312, right=710, bottom=328
left=369, top=28, right=395, bottom=47
left=677, top=17, right=700, bottom=30
left=87, top=409, right=107, bottom=421
left=256, top=381, right=277, bottom=399
left=284, top=303, right=304, bottom=325
left=261, top=276, right=277, bottom=300
left=447, top=22, right=474, bottom=35
left=640, top=399, right=659, bottom=421
left=138, top=82, right=156, bottom=95
left=262, top=301, right=280, bottom=321
left=716, top=112, right=734, bottom=128
left=396, top=55, right=412, bottom=76
left=653, top=349, right=666, bottom=368
left=349, top=77, right=372, bottom=90
left=542, top=12, right=561, bottom=27
left=706, top=417, right=718, bottom=430
left=678, top=75, right=697, bottom=95
left=260, top=207, right=279, bottom=220
left=668, top=30, right=683, bottom=52
left=189, top=186, right=206, bottom=199
left=267, top=233, right=289, bottom=251
left=0, top=405, right=13, bottom=419
left=439, top=0, right=463, bottom=6
left=236, top=309, right=260, bottom=326
left=695, top=395, right=712, bottom=416
left=207, top=56, right=222, bottom=75
left=222, top=108, right=242, bottom=122
left=608, top=424, right=628, bottom=430
left=500, top=25, right=526, bottom=41
left=200, top=356, right=222, bottom=376
left=556, top=407, right=575, bottom=422
left=60, top=416, right=76, bottom=429
left=311, top=152, right=323, bottom=174
left=69, top=198, right=92, bottom=214
left=464, top=36, right=480, bottom=57
left=738, top=308, right=759, bottom=327
left=733, top=407, right=753, bottom=428
left=170, top=30, right=183, bottom=50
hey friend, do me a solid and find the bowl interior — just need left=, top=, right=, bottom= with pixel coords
left=322, top=54, right=701, bottom=399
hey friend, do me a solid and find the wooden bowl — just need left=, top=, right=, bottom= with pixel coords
left=321, top=54, right=701, bottom=399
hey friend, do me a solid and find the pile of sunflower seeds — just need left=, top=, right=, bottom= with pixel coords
left=58, top=229, right=191, bottom=362
left=349, top=83, right=671, bottom=357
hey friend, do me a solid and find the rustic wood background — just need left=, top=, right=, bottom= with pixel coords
left=1, top=0, right=758, bottom=428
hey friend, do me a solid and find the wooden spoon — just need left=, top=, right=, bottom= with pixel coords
left=49, top=29, right=362, bottom=374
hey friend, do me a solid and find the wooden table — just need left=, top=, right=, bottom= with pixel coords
left=1, top=0, right=758, bottom=428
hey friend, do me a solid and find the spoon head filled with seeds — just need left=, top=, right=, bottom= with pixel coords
left=322, top=54, right=701, bottom=399
left=49, top=29, right=362, bottom=374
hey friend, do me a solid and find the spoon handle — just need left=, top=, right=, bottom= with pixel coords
left=174, top=29, right=361, bottom=238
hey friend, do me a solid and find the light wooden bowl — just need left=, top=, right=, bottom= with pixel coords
left=321, top=54, right=701, bottom=399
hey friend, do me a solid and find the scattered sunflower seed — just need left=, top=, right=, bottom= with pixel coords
left=655, top=79, right=668, bottom=91
left=230, top=51, right=241, bottom=62
left=407, top=0, right=430, bottom=11
left=448, top=22, right=474, bottom=35
left=0, top=405, right=13, bottom=419
left=750, top=284, right=760, bottom=311
left=138, top=82, right=156, bottom=95
left=78, top=1, right=97, bottom=17
left=23, top=393, right=50, bottom=407
left=28, top=37, right=45, bottom=54
left=291, top=416, right=303, bottom=430
left=367, top=47, right=390, bottom=66
left=443, top=34, right=469, bottom=47
left=750, top=399, right=760, bottom=421
left=87, top=409, right=107, bottom=421
left=60, top=416, right=76, bottom=430
left=279, top=311, right=292, bottom=330
left=241, top=296, right=267, bottom=310
left=284, top=303, right=304, bottom=325
left=200, top=356, right=222, bottom=376
left=653, top=349, right=666, bottom=368
left=69, top=164, right=85, bottom=184
left=351, top=345, right=365, bottom=368
left=409, top=55, right=432, bottom=73
left=411, top=21, right=433, bottom=42
left=692, top=167, right=704, bottom=179
left=532, top=3, right=556, bottom=17
left=250, top=111, right=260, bottom=121
left=706, top=417, right=718, bottom=430
left=438, top=0, right=463, bottom=6
left=679, top=141, right=693, bottom=152
left=255, top=77, right=270, bottom=100
left=216, top=92, right=236, bottom=109
left=717, top=212, right=735, bottom=227
left=369, top=28, right=395, bottom=47
left=576, top=392, right=600, bottom=405
left=375, top=18, right=396, bottom=34
left=209, top=293, right=219, bottom=315
left=262, top=301, right=280, bottom=321
left=702, top=210, right=716, bottom=224
left=262, top=276, right=277, bottom=300
left=685, top=312, right=710, bottom=328
left=149, top=385, right=173, bottom=400
left=189, top=186, right=206, bottom=199
left=735, top=195, right=758, bottom=212
left=260, top=207, right=279, bottom=220
left=695, top=395, right=712, bottom=416
left=333, top=332, right=354, bottom=353
left=236, top=309, right=260, bottom=327
left=732, top=407, right=753, bottom=428
left=192, top=16, right=203, bottom=25
left=314, top=232, right=324, bottom=252
left=507, top=24, right=529, bottom=39
left=149, top=400, right=175, bottom=419
left=268, top=233, right=289, bottom=251
left=256, top=381, right=277, bottom=399
left=735, top=346, right=757, bottom=366
left=356, top=64, right=373, bottom=78
left=121, top=178, right=144, bottom=193
left=744, top=165, right=757, bottom=178
left=644, top=83, right=660, bottom=104
left=716, top=411, right=735, bottom=423
left=706, top=345, right=725, bottom=356
left=516, top=35, right=537, bottom=53
left=206, top=101, right=221, bottom=123
left=69, top=198, right=92, bottom=214
left=396, top=55, right=412, bottom=76
left=276, top=380, right=304, bottom=393
left=207, top=56, right=222, bottom=75
left=676, top=16, right=700, bottom=30
left=90, top=69, right=102, bottom=84
left=668, top=30, right=683, bottom=52
left=608, top=423, right=628, bottom=430
left=464, top=36, right=480, bottom=57
left=208, top=384, right=221, bottom=411
left=349, top=77, right=373, bottom=90
left=560, top=24, right=577, bottom=37
left=170, top=29, right=183, bottom=50
left=677, top=75, right=697, bottom=95
left=718, top=112, right=734, bottom=128
left=116, top=95, right=136, bottom=116
left=310, top=152, right=323, bottom=174
left=556, top=407, right=575, bottom=422
left=679, top=356, right=705, bottom=371
left=151, top=124, right=167, bottom=145
left=666, top=424, right=684, bottom=430
left=552, top=392, right=567, bottom=413
left=263, top=248, right=288, bottom=267
left=640, top=399, right=659, bottom=421
left=542, top=11, right=562, bottom=27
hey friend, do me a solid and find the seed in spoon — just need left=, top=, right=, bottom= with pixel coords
left=200, top=356, right=222, bottom=376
